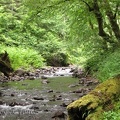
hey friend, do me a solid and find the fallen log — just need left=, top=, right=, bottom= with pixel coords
left=67, top=76, right=120, bottom=120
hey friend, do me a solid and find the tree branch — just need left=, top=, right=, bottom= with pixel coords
left=114, top=3, right=119, bottom=19
left=104, top=1, right=120, bottom=41
left=81, top=0, right=94, bottom=12
left=93, top=0, right=114, bottom=44
left=24, top=0, right=72, bottom=24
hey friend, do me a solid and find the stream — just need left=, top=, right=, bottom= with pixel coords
left=0, top=67, right=99, bottom=120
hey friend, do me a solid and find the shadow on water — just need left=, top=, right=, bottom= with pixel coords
left=0, top=76, right=81, bottom=120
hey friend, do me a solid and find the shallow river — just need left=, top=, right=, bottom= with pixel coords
left=0, top=67, right=96, bottom=120
left=0, top=75, right=84, bottom=120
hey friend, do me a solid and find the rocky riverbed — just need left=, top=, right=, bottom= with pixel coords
left=0, top=66, right=99, bottom=120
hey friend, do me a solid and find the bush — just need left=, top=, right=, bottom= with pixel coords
left=45, top=52, right=69, bottom=66
left=97, top=49, right=120, bottom=81
left=0, top=46, right=45, bottom=70
left=102, top=111, right=120, bottom=120
left=84, top=48, right=120, bottom=81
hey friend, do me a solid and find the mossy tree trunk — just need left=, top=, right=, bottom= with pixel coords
left=67, top=76, right=120, bottom=120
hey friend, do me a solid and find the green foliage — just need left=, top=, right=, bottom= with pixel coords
left=0, top=46, right=44, bottom=70
left=0, top=0, right=120, bottom=75
left=102, top=110, right=120, bottom=120
left=84, top=48, right=120, bottom=81
left=45, top=52, right=69, bottom=66
left=97, top=49, right=120, bottom=81
left=38, top=39, right=68, bottom=66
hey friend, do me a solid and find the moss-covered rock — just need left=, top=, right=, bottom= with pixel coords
left=67, top=76, right=120, bottom=120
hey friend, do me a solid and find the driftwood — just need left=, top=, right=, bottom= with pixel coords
left=0, top=51, right=13, bottom=77
left=67, top=76, right=120, bottom=120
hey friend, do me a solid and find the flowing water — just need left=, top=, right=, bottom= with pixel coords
left=0, top=67, right=97, bottom=120
left=0, top=73, right=82, bottom=120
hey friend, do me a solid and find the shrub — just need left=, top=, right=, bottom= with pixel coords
left=102, top=111, right=120, bottom=120
left=45, top=52, right=69, bottom=66
left=0, top=46, right=44, bottom=70
left=97, top=49, right=120, bottom=81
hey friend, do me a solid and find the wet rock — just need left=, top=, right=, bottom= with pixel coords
left=56, top=95, right=62, bottom=100
left=9, top=102, right=22, bottom=107
left=0, top=100, right=4, bottom=105
left=50, top=95, right=56, bottom=101
left=72, top=88, right=90, bottom=94
left=30, top=106, right=39, bottom=110
left=12, top=69, right=28, bottom=77
left=72, top=67, right=85, bottom=78
left=0, top=91, right=2, bottom=97
left=60, top=74, right=64, bottom=76
left=33, top=97, right=44, bottom=100
left=56, top=97, right=62, bottom=100
left=68, top=84, right=79, bottom=88
left=29, top=76, right=36, bottom=80
left=79, top=78, right=86, bottom=84
left=28, top=72, right=35, bottom=76
left=47, top=89, right=53, bottom=93
left=58, top=95, right=62, bottom=97
left=52, top=110, right=66, bottom=119
left=85, top=80, right=95, bottom=86
left=44, top=109, right=49, bottom=112
left=10, top=93, right=15, bottom=97
left=79, top=77, right=99, bottom=87
left=41, top=80, right=50, bottom=84
left=12, top=75, right=21, bottom=81
left=41, top=75, right=48, bottom=79
left=49, top=98, right=56, bottom=101
left=60, top=103, right=68, bottom=107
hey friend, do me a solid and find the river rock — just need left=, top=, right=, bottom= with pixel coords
left=67, top=76, right=120, bottom=120
left=52, top=110, right=66, bottom=119
left=33, top=97, right=44, bottom=100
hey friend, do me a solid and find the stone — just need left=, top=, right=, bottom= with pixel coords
left=67, top=76, right=120, bottom=120
left=52, top=110, right=66, bottom=119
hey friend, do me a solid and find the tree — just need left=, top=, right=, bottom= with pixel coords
left=24, top=0, right=120, bottom=50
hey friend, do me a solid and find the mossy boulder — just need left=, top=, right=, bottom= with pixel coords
left=67, top=76, right=120, bottom=120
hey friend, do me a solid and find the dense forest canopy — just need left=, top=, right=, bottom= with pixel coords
left=0, top=0, right=120, bottom=80
left=24, top=0, right=120, bottom=48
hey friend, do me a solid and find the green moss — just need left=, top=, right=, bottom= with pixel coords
left=67, top=77, right=120, bottom=120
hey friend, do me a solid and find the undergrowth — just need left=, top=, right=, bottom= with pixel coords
left=102, top=100, right=120, bottom=120
left=0, top=46, right=45, bottom=70
left=96, top=48, right=120, bottom=81
left=84, top=48, right=120, bottom=82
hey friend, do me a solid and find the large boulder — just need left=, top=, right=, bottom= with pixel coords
left=67, top=76, right=120, bottom=120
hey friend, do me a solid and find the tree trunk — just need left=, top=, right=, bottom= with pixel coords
left=104, top=0, right=120, bottom=41
left=93, top=0, right=114, bottom=45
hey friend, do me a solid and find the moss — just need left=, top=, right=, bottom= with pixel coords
left=67, top=77, right=120, bottom=120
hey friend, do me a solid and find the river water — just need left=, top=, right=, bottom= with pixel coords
left=0, top=67, right=96, bottom=120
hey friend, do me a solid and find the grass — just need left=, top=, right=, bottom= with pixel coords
left=102, top=99, right=120, bottom=120
left=102, top=109, right=120, bottom=120
left=96, top=49, right=120, bottom=81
